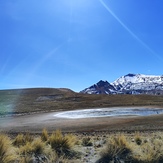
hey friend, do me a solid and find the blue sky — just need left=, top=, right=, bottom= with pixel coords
left=1, top=0, right=163, bottom=92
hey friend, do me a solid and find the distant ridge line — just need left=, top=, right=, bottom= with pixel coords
left=80, top=73, right=163, bottom=95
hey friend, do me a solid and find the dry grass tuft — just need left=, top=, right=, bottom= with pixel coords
left=13, top=133, right=34, bottom=147
left=48, top=130, right=77, bottom=158
left=134, top=132, right=142, bottom=145
left=13, top=134, right=25, bottom=147
left=19, top=156, right=33, bottom=163
left=19, top=137, right=57, bottom=162
left=41, top=128, right=49, bottom=142
left=132, top=134, right=163, bottom=162
left=23, top=133, right=33, bottom=144
left=98, top=132, right=163, bottom=163
left=99, top=134, right=132, bottom=162
left=31, top=138, right=46, bottom=155
left=19, top=142, right=33, bottom=156
left=0, top=134, right=18, bottom=163
left=82, top=137, right=93, bottom=146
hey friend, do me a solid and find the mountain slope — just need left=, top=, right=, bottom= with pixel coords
left=81, top=73, right=163, bottom=95
left=80, top=80, right=116, bottom=94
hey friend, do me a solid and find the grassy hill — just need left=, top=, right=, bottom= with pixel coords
left=1, top=88, right=163, bottom=116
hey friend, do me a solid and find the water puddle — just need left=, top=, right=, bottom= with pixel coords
left=54, top=107, right=163, bottom=119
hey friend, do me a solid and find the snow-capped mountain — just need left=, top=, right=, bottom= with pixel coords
left=112, top=73, right=163, bottom=93
left=80, top=73, right=163, bottom=95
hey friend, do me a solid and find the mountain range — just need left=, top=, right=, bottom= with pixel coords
left=80, top=73, right=163, bottom=95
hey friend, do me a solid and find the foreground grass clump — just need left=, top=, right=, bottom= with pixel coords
left=82, top=137, right=93, bottom=146
left=19, top=137, right=56, bottom=163
left=134, top=132, right=142, bottom=145
left=41, top=128, right=49, bottom=142
left=132, top=133, right=163, bottom=162
left=98, top=132, right=163, bottom=163
left=99, top=134, right=132, bottom=162
left=13, top=133, right=33, bottom=147
left=48, top=130, right=77, bottom=158
left=0, top=134, right=18, bottom=163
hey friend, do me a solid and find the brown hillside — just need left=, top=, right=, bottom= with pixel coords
left=1, top=88, right=163, bottom=116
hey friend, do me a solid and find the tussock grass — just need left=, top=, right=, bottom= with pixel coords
left=99, top=134, right=132, bottom=162
left=13, top=134, right=25, bottom=147
left=19, top=156, right=33, bottom=163
left=19, top=142, right=33, bottom=156
left=11, top=129, right=78, bottom=162
left=23, top=133, right=33, bottom=144
left=134, top=132, right=142, bottom=145
left=82, top=137, right=93, bottom=146
left=41, top=128, right=49, bottom=142
left=0, top=134, right=18, bottom=163
left=13, top=133, right=33, bottom=147
left=31, top=138, right=46, bottom=155
left=12, top=130, right=57, bottom=162
left=132, top=133, right=163, bottom=162
left=98, top=132, right=163, bottom=163
left=1, top=130, right=163, bottom=162
left=48, top=130, right=77, bottom=158
left=19, top=137, right=56, bottom=162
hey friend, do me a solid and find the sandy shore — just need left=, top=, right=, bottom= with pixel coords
left=0, top=107, right=163, bottom=134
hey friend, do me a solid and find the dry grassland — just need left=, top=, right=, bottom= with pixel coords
left=1, top=130, right=163, bottom=163
left=1, top=88, right=163, bottom=116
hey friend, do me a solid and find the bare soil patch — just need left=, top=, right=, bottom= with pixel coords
left=1, top=88, right=163, bottom=134
left=1, top=107, right=163, bottom=134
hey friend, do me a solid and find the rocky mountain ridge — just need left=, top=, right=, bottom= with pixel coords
left=80, top=73, right=163, bottom=95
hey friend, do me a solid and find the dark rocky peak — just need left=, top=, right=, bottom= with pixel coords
left=81, top=80, right=116, bottom=94
left=124, top=73, right=136, bottom=77
left=96, top=80, right=110, bottom=87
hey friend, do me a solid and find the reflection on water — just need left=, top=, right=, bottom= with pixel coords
left=54, top=108, right=163, bottom=119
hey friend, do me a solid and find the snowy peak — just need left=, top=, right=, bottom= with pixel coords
left=112, top=74, right=163, bottom=91
left=81, top=73, right=163, bottom=95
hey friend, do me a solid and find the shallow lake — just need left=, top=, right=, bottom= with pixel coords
left=54, top=107, right=163, bottom=119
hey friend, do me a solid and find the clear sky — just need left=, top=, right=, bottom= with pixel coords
left=1, top=0, right=163, bottom=92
